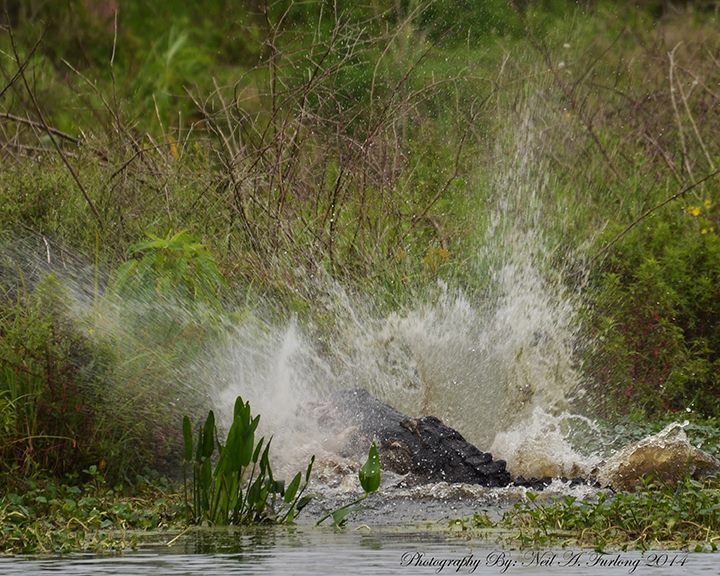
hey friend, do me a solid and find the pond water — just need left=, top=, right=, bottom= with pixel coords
left=1, top=526, right=718, bottom=576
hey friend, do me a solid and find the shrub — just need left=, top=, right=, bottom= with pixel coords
left=0, top=274, right=108, bottom=476
left=587, top=213, right=720, bottom=417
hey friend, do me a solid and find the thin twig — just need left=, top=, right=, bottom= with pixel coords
left=674, top=60, right=716, bottom=172
left=590, top=168, right=720, bottom=267
left=326, top=166, right=345, bottom=275
left=668, top=43, right=693, bottom=180
left=165, top=527, right=190, bottom=547
left=0, top=140, right=77, bottom=157
left=640, top=131, right=682, bottom=183
left=0, top=31, right=43, bottom=101
left=110, top=8, right=118, bottom=67
left=0, top=112, right=80, bottom=145
left=8, top=26, right=104, bottom=229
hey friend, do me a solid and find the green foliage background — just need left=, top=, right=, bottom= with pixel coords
left=1, top=0, right=719, bottom=481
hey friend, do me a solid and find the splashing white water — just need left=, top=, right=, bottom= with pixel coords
left=204, top=107, right=595, bottom=474
left=491, top=408, right=602, bottom=479
left=1, top=91, right=600, bottom=480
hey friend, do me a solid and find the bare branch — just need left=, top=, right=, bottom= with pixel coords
left=8, top=25, right=103, bottom=229
left=0, top=111, right=81, bottom=145
left=591, top=168, right=720, bottom=267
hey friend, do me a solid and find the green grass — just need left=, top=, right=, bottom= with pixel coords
left=1, top=0, right=720, bottom=484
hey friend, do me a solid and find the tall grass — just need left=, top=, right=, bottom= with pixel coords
left=1, top=1, right=720, bottom=483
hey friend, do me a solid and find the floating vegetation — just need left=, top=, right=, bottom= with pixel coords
left=0, top=474, right=184, bottom=554
left=451, top=476, right=720, bottom=552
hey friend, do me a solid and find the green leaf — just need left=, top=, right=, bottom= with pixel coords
left=272, top=480, right=285, bottom=495
left=305, top=455, right=315, bottom=483
left=234, top=397, right=251, bottom=429
left=202, top=410, right=215, bottom=458
left=260, top=438, right=272, bottom=473
left=296, top=495, right=312, bottom=512
left=284, top=473, right=301, bottom=504
left=111, top=260, right=138, bottom=292
left=196, top=427, right=205, bottom=461
left=332, top=505, right=356, bottom=527
left=233, top=396, right=246, bottom=422
left=252, top=437, right=265, bottom=464
left=200, top=458, right=212, bottom=496
left=239, top=431, right=255, bottom=467
left=248, top=414, right=261, bottom=435
left=247, top=475, right=263, bottom=508
left=359, top=442, right=381, bottom=494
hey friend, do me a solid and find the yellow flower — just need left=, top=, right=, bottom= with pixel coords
left=688, top=206, right=701, bottom=217
left=704, top=199, right=713, bottom=209
left=701, top=228, right=708, bottom=235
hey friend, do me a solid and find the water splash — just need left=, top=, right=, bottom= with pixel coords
left=0, top=93, right=600, bottom=481
left=490, top=408, right=602, bottom=479
left=219, top=99, right=595, bottom=475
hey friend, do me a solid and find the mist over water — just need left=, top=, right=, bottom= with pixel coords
left=0, top=99, right=602, bottom=480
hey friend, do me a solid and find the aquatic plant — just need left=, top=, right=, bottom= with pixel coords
left=0, top=474, right=183, bottom=554
left=182, top=395, right=314, bottom=525
left=316, top=442, right=381, bottom=527
left=501, top=476, right=720, bottom=551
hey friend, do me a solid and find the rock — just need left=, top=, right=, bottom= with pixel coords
left=321, top=388, right=512, bottom=487
left=596, top=422, right=720, bottom=491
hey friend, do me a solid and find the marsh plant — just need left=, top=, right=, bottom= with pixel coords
left=447, top=476, right=720, bottom=551
left=0, top=474, right=184, bottom=554
left=316, top=442, right=381, bottom=527
left=503, top=477, right=720, bottom=551
left=182, top=395, right=314, bottom=525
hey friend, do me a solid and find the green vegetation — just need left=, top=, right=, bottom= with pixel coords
left=183, top=395, right=314, bottom=525
left=0, top=233, right=225, bottom=482
left=316, top=442, right=382, bottom=527
left=1, top=0, right=720, bottom=554
left=452, top=477, right=720, bottom=551
left=114, top=231, right=226, bottom=307
left=0, top=273, right=113, bottom=478
left=0, top=474, right=183, bottom=554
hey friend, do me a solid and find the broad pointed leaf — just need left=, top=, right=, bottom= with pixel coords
left=202, top=410, right=215, bottom=458
left=359, top=443, right=381, bottom=494
left=284, top=472, right=301, bottom=504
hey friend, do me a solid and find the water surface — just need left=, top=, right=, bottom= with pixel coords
left=2, top=526, right=717, bottom=576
